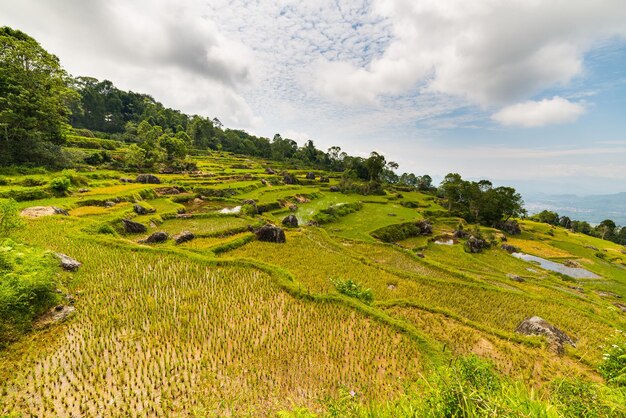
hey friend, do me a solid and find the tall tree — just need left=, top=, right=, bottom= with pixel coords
left=0, top=27, right=76, bottom=166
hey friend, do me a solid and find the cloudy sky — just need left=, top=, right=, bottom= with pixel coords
left=4, top=0, right=626, bottom=194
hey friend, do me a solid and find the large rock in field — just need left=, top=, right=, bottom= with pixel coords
left=465, top=235, right=489, bottom=253
left=515, top=316, right=575, bottom=354
left=500, top=244, right=520, bottom=254
left=282, top=214, right=298, bottom=228
left=265, top=167, right=276, bottom=174
left=305, top=172, right=316, bottom=180
left=20, top=206, right=69, bottom=218
left=416, top=220, right=433, bottom=235
left=173, top=231, right=194, bottom=244
left=54, top=253, right=82, bottom=271
left=498, top=220, right=521, bottom=235
left=35, top=305, right=75, bottom=329
left=255, top=225, right=286, bottom=243
left=140, top=231, right=169, bottom=244
left=122, top=219, right=148, bottom=233
left=135, top=174, right=161, bottom=184
left=283, top=173, right=297, bottom=185
left=329, top=185, right=340, bottom=192
left=133, top=204, right=155, bottom=215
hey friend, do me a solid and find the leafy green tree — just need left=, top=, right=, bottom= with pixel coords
left=596, top=219, right=617, bottom=240
left=0, top=26, right=77, bottom=166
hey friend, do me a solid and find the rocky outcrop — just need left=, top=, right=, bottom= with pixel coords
left=133, top=204, right=155, bottom=215
left=20, top=206, right=69, bottom=218
left=500, top=244, right=521, bottom=253
left=453, top=229, right=469, bottom=239
left=135, top=174, right=161, bottom=184
left=173, top=231, right=194, bottom=244
left=35, top=305, right=75, bottom=329
left=155, top=187, right=184, bottom=195
left=255, top=225, right=286, bottom=243
left=140, top=231, right=169, bottom=244
left=282, top=214, right=298, bottom=228
left=122, top=219, right=148, bottom=234
left=329, top=185, right=340, bottom=192
left=305, top=172, right=316, bottom=180
left=498, top=220, right=521, bottom=235
left=515, top=316, right=575, bottom=354
left=54, top=253, right=82, bottom=271
left=283, top=173, right=297, bottom=185
left=265, top=167, right=276, bottom=174
left=465, top=235, right=489, bottom=253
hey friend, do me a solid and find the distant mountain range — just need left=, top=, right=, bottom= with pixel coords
left=523, top=192, right=626, bottom=226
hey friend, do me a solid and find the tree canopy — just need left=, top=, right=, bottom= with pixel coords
left=0, top=27, right=76, bottom=166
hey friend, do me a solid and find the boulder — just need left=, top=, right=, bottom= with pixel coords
left=306, top=220, right=320, bottom=227
left=35, top=305, right=75, bottom=329
left=416, top=220, right=433, bottom=235
left=103, top=201, right=116, bottom=208
left=498, top=220, right=521, bottom=235
left=54, top=253, right=82, bottom=271
left=122, top=219, right=147, bottom=234
left=569, top=286, right=584, bottom=292
left=255, top=225, right=286, bottom=243
left=283, top=173, right=297, bottom=185
left=613, top=302, right=626, bottom=313
left=506, top=273, right=525, bottom=282
left=306, top=172, right=316, bottom=180
left=173, top=231, right=194, bottom=244
left=453, top=229, right=469, bottom=239
left=140, top=231, right=169, bottom=244
left=282, top=214, right=299, bottom=228
left=78, top=188, right=90, bottom=193
left=260, top=178, right=267, bottom=185
left=329, top=185, right=340, bottom=192
left=515, top=316, right=575, bottom=354
left=135, top=174, right=161, bottom=184
left=501, top=244, right=521, bottom=254
left=155, top=187, right=183, bottom=195
left=319, top=176, right=330, bottom=183
left=465, top=235, right=489, bottom=253
left=133, top=204, right=155, bottom=215
left=564, top=260, right=581, bottom=268
left=20, top=206, right=69, bottom=218
left=265, top=167, right=276, bottom=174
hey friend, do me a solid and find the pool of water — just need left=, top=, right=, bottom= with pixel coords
left=511, top=253, right=600, bottom=279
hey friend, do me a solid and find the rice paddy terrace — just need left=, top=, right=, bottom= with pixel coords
left=1, top=152, right=626, bottom=416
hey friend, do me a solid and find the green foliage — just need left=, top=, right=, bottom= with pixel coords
left=550, top=378, right=616, bottom=417
left=0, top=26, right=77, bottom=166
left=370, top=221, right=431, bottom=243
left=599, top=335, right=626, bottom=386
left=312, top=202, right=363, bottom=224
left=0, top=239, right=59, bottom=346
left=331, top=279, right=373, bottom=304
left=0, top=198, right=23, bottom=236
left=49, top=176, right=71, bottom=193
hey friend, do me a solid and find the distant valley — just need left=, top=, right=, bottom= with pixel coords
left=525, top=192, right=626, bottom=226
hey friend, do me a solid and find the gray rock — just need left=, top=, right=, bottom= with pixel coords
left=54, top=253, right=82, bottom=271
left=141, top=231, right=169, bottom=244
left=122, top=219, right=148, bottom=234
left=498, top=220, right=521, bottom=235
left=255, top=225, right=286, bottom=243
left=501, top=244, right=521, bottom=253
left=265, top=167, right=276, bottom=174
left=35, top=305, right=75, bottom=329
left=306, top=172, right=316, bottom=180
left=173, top=231, right=194, bottom=244
left=133, top=204, right=154, bottom=215
left=283, top=173, right=297, bottom=185
left=103, top=201, right=116, bottom=208
left=135, top=174, right=161, bottom=184
left=515, top=316, right=575, bottom=354
left=614, top=302, right=626, bottom=313
left=465, top=235, right=489, bottom=253
left=78, top=188, right=90, bottom=193
left=119, top=178, right=134, bottom=183
left=282, top=214, right=299, bottom=227
left=319, top=176, right=330, bottom=183
left=329, top=185, right=340, bottom=192
left=506, top=273, right=525, bottom=282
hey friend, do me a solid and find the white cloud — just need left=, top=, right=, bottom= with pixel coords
left=313, top=0, right=626, bottom=106
left=491, top=97, right=586, bottom=127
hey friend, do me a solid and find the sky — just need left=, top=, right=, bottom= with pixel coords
left=3, top=0, right=626, bottom=195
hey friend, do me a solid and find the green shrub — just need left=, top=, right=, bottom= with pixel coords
left=331, top=278, right=373, bottom=304
left=370, top=220, right=431, bottom=243
left=49, top=176, right=71, bottom=193
left=312, top=202, right=363, bottom=224
left=551, top=378, right=613, bottom=417
left=0, top=198, right=24, bottom=236
left=0, top=239, right=59, bottom=346
left=599, top=336, right=626, bottom=386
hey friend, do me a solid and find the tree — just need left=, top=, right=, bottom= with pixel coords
left=596, top=219, right=617, bottom=240
left=0, top=27, right=77, bottom=166
left=364, top=152, right=387, bottom=182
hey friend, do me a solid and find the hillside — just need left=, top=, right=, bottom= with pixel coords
left=1, top=148, right=625, bottom=416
